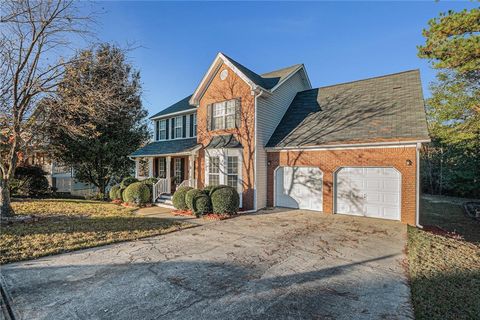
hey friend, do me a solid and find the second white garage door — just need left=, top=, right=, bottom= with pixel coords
left=335, top=167, right=401, bottom=220
left=275, top=166, right=323, bottom=211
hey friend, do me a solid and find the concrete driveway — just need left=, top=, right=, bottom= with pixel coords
left=1, top=209, right=413, bottom=320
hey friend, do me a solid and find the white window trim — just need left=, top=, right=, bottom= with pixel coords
left=212, top=99, right=236, bottom=130
left=158, top=119, right=167, bottom=141
left=193, top=113, right=197, bottom=137
left=204, top=148, right=243, bottom=208
left=158, top=158, right=166, bottom=178
left=174, top=116, right=183, bottom=139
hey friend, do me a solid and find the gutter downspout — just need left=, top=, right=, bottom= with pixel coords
left=253, top=89, right=265, bottom=212
left=416, top=142, right=423, bottom=228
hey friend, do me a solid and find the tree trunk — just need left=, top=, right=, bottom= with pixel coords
left=0, top=179, right=15, bottom=217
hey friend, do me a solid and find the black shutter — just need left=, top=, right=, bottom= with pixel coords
left=165, top=119, right=169, bottom=140
left=182, top=115, right=187, bottom=138
left=189, top=114, right=194, bottom=137
left=171, top=117, right=175, bottom=138
left=235, top=98, right=241, bottom=128
left=155, top=121, right=159, bottom=141
left=207, top=104, right=212, bottom=131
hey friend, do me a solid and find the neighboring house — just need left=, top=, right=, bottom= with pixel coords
left=131, top=53, right=429, bottom=225
left=22, top=150, right=97, bottom=197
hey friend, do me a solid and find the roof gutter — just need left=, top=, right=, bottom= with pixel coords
left=265, top=139, right=431, bottom=151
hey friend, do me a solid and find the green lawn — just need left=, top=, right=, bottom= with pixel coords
left=0, top=199, right=189, bottom=264
left=408, top=195, right=480, bottom=320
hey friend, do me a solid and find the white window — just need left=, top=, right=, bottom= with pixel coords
left=226, top=156, right=238, bottom=190
left=175, top=116, right=183, bottom=138
left=193, top=113, right=197, bottom=137
left=212, top=99, right=237, bottom=130
left=174, top=158, right=182, bottom=182
left=208, top=156, right=220, bottom=186
left=159, top=120, right=167, bottom=140
left=158, top=158, right=166, bottom=178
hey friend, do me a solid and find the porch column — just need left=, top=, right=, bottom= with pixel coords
left=148, top=157, right=154, bottom=178
left=189, top=154, right=195, bottom=188
left=166, top=156, right=171, bottom=194
left=134, top=158, right=139, bottom=179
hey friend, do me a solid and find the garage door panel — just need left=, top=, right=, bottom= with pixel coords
left=335, top=167, right=401, bottom=220
left=276, top=167, right=323, bottom=212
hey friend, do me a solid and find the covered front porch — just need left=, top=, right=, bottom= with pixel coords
left=134, top=152, right=198, bottom=202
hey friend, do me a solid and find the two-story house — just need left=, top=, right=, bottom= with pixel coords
left=131, top=53, right=429, bottom=225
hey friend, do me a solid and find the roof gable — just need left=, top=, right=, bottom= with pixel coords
left=267, top=70, right=430, bottom=148
left=189, top=52, right=307, bottom=105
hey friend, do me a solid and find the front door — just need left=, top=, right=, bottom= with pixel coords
left=171, top=158, right=185, bottom=192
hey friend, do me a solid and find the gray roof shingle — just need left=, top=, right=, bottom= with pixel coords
left=130, top=138, right=199, bottom=157
left=266, top=70, right=430, bottom=148
left=205, top=134, right=242, bottom=149
left=150, top=95, right=195, bottom=119
left=222, top=53, right=302, bottom=90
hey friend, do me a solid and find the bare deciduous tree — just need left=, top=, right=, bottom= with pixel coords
left=0, top=0, right=92, bottom=217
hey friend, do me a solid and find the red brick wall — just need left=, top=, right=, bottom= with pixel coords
left=196, top=63, right=256, bottom=210
left=266, top=147, right=418, bottom=225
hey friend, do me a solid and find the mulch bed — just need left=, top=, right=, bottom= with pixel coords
left=202, top=213, right=233, bottom=220
left=171, top=210, right=240, bottom=220
left=173, top=210, right=195, bottom=217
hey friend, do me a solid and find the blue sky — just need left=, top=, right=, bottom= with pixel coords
left=87, top=1, right=477, bottom=117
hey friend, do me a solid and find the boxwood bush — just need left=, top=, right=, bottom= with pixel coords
left=120, top=177, right=138, bottom=189
left=172, top=186, right=193, bottom=210
left=109, top=185, right=121, bottom=200
left=211, top=185, right=239, bottom=214
left=206, top=184, right=228, bottom=196
left=186, top=189, right=211, bottom=217
left=142, top=177, right=158, bottom=196
left=122, top=182, right=151, bottom=205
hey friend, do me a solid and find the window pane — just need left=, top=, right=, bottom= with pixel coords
left=175, top=128, right=182, bottom=138
left=159, top=129, right=166, bottom=140
left=213, top=102, right=225, bottom=116
left=213, top=117, right=224, bottom=130
left=225, top=115, right=235, bottom=129
left=159, top=120, right=166, bottom=129
left=227, top=175, right=238, bottom=188
left=226, top=100, right=235, bottom=114
left=209, top=157, right=219, bottom=174
left=227, top=156, right=238, bottom=174
left=209, top=175, right=219, bottom=186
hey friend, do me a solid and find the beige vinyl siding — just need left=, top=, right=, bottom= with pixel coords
left=255, top=69, right=311, bottom=209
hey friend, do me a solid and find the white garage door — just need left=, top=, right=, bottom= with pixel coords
left=275, top=166, right=323, bottom=211
left=335, top=167, right=401, bottom=220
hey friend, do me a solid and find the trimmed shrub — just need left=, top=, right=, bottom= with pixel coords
left=211, top=186, right=239, bottom=214
left=120, top=177, right=138, bottom=189
left=207, top=184, right=228, bottom=196
left=109, top=185, right=121, bottom=200
left=122, top=182, right=151, bottom=205
left=185, top=189, right=203, bottom=211
left=202, top=185, right=217, bottom=196
left=172, top=186, right=193, bottom=210
left=11, top=165, right=49, bottom=197
left=186, top=189, right=211, bottom=217
left=142, top=177, right=158, bottom=197
left=192, top=193, right=211, bottom=217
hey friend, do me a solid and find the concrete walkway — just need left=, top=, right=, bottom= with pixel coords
left=1, top=209, right=413, bottom=320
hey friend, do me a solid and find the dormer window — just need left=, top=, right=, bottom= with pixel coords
left=208, top=98, right=240, bottom=131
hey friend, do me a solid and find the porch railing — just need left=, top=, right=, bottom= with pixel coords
left=152, top=178, right=169, bottom=202
left=177, top=179, right=196, bottom=189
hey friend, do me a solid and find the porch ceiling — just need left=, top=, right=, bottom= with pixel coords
left=130, top=138, right=199, bottom=157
